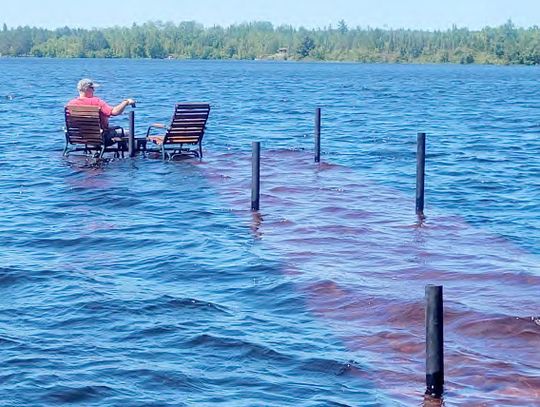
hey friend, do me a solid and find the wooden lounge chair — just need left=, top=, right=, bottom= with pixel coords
left=146, top=103, right=210, bottom=160
left=63, top=105, right=126, bottom=158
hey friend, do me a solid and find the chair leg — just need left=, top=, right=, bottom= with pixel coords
left=199, top=143, right=203, bottom=159
left=161, top=145, right=166, bottom=161
left=138, top=139, right=147, bottom=153
left=99, top=146, right=106, bottom=158
left=63, top=142, right=69, bottom=156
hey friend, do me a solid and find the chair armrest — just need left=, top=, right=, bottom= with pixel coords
left=146, top=123, right=167, bottom=137
left=109, top=125, right=125, bottom=137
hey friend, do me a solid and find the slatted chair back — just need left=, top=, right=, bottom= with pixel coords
left=164, top=103, right=210, bottom=146
left=64, top=105, right=103, bottom=146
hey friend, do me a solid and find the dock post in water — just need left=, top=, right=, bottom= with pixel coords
left=128, top=110, right=136, bottom=157
left=425, top=284, right=444, bottom=398
left=416, top=132, right=426, bottom=216
left=314, top=107, right=321, bottom=163
left=251, top=141, right=261, bottom=211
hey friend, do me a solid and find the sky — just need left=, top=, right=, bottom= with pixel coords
left=2, top=0, right=539, bottom=31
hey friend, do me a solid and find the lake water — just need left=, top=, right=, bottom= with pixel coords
left=0, top=58, right=539, bottom=406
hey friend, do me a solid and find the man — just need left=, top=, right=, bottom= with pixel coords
left=67, top=78, right=136, bottom=145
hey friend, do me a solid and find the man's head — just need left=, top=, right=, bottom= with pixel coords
left=77, top=78, right=99, bottom=96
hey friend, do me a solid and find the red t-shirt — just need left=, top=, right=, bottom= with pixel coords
left=67, top=97, right=114, bottom=128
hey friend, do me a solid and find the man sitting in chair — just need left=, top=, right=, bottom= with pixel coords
left=66, top=78, right=136, bottom=146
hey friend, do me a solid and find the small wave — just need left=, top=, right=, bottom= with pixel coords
left=186, top=333, right=291, bottom=363
left=0, top=267, right=32, bottom=286
left=143, top=295, right=230, bottom=314
left=452, top=313, right=540, bottom=341
left=301, top=357, right=365, bottom=377
left=43, top=385, right=116, bottom=403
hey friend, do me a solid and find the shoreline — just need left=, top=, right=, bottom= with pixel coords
left=0, top=55, right=535, bottom=67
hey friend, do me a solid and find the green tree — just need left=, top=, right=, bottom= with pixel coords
left=82, top=30, right=109, bottom=53
left=338, top=20, right=348, bottom=34
left=297, top=35, right=315, bottom=58
left=0, top=20, right=538, bottom=64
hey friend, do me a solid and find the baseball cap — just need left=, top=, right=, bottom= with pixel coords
left=77, top=78, right=100, bottom=92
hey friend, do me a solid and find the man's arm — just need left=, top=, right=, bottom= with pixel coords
left=111, top=98, right=136, bottom=116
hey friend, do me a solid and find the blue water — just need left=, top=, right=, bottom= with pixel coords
left=0, top=59, right=539, bottom=406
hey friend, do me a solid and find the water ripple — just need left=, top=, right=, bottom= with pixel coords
left=0, top=59, right=538, bottom=406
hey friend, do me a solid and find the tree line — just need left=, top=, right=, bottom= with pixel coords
left=1, top=20, right=539, bottom=65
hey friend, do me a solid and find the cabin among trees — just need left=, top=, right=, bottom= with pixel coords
left=0, top=20, right=539, bottom=64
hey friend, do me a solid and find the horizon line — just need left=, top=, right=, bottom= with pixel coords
left=1, top=18, right=536, bottom=32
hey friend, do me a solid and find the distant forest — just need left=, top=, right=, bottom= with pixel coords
left=1, top=20, right=539, bottom=65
